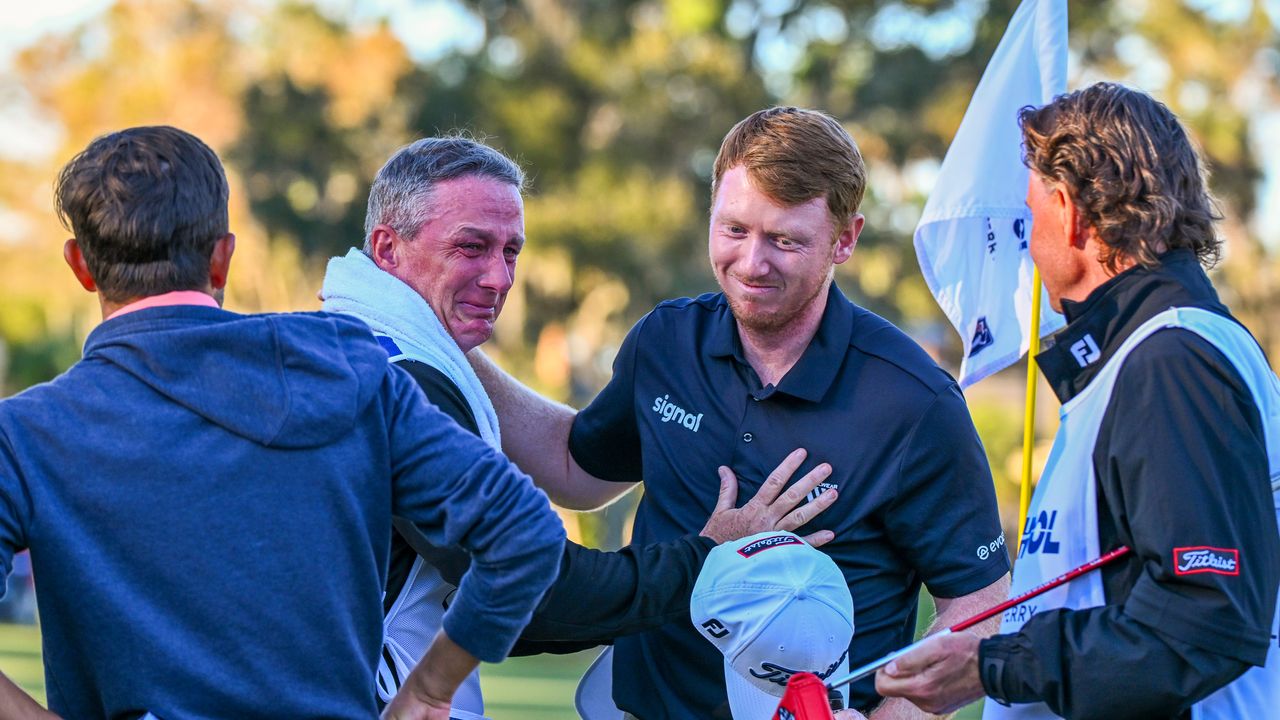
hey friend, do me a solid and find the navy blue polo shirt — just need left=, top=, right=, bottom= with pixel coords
left=569, top=283, right=1009, bottom=718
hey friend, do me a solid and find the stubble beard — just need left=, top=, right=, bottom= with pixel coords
left=723, top=272, right=828, bottom=337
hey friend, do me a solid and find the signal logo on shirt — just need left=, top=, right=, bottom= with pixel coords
left=651, top=394, right=704, bottom=432
left=1174, top=546, right=1239, bottom=576
left=1018, top=509, right=1062, bottom=558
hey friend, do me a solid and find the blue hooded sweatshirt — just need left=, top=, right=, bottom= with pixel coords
left=0, top=305, right=564, bottom=719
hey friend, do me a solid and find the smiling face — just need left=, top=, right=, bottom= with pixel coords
left=374, top=174, right=525, bottom=352
left=709, top=165, right=860, bottom=337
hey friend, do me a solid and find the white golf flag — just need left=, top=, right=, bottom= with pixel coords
left=914, top=0, right=1068, bottom=387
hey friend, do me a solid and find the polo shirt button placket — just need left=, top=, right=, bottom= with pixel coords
left=742, top=432, right=753, bottom=443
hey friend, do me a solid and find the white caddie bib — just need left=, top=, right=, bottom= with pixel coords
left=985, top=307, right=1280, bottom=720
left=375, top=333, right=488, bottom=720
left=378, top=556, right=487, bottom=720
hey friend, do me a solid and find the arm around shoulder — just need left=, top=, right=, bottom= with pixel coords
left=467, top=348, right=635, bottom=510
left=384, top=367, right=566, bottom=663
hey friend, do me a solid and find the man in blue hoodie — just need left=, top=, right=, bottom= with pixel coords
left=0, top=125, right=566, bottom=720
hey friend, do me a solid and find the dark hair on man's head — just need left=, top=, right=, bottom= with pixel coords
left=1019, top=82, right=1222, bottom=272
left=712, top=107, right=867, bottom=232
left=55, top=126, right=229, bottom=303
left=364, top=135, right=525, bottom=251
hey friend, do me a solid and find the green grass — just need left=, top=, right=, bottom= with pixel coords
left=481, top=650, right=596, bottom=719
left=1, top=623, right=981, bottom=719
left=0, top=623, right=45, bottom=705
left=0, top=623, right=597, bottom=718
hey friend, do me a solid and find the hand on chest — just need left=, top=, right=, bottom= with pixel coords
left=636, top=382, right=906, bottom=529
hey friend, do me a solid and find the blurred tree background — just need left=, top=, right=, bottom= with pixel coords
left=2, top=0, right=1278, bottom=549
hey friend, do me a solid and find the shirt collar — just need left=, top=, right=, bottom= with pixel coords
left=707, top=294, right=741, bottom=361
left=107, top=291, right=220, bottom=320
left=707, top=282, right=855, bottom=403
left=1035, top=249, right=1225, bottom=403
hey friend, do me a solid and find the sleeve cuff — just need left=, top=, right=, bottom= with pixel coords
left=979, top=635, right=1039, bottom=706
left=978, top=637, right=1012, bottom=706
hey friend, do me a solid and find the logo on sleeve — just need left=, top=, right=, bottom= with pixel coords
left=1174, top=546, right=1239, bottom=576
left=977, top=532, right=1006, bottom=561
left=737, top=534, right=803, bottom=558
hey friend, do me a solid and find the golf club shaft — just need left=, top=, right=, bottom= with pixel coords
left=826, top=545, right=1132, bottom=689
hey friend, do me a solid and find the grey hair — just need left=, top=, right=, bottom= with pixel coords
left=363, top=135, right=525, bottom=251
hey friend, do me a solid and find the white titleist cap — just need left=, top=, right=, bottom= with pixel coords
left=690, top=531, right=854, bottom=719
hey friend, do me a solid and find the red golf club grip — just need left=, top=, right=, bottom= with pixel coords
left=773, top=672, right=836, bottom=720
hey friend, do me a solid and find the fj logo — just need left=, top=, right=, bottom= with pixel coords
left=701, top=618, right=729, bottom=638
left=651, top=394, right=703, bottom=432
left=1070, top=334, right=1100, bottom=367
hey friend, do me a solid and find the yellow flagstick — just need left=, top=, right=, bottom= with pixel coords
left=1016, top=267, right=1045, bottom=556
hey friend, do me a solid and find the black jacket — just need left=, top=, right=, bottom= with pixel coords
left=385, top=360, right=715, bottom=656
left=979, top=251, right=1280, bottom=719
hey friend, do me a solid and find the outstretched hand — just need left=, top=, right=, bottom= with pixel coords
left=699, top=448, right=837, bottom=546
left=875, top=631, right=985, bottom=715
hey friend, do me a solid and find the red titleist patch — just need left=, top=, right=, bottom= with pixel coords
left=737, top=534, right=802, bottom=558
left=1173, top=546, right=1239, bottom=576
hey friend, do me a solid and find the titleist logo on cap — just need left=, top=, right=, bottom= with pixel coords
left=737, top=534, right=803, bottom=558
left=748, top=650, right=848, bottom=687
left=1174, top=546, right=1239, bottom=576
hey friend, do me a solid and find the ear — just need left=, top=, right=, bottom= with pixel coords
left=1051, top=185, right=1088, bottom=250
left=368, top=224, right=404, bottom=272
left=832, top=213, right=863, bottom=266
left=63, top=238, right=98, bottom=292
left=209, top=233, right=236, bottom=290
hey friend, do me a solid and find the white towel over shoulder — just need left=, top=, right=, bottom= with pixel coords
left=320, top=248, right=501, bottom=447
